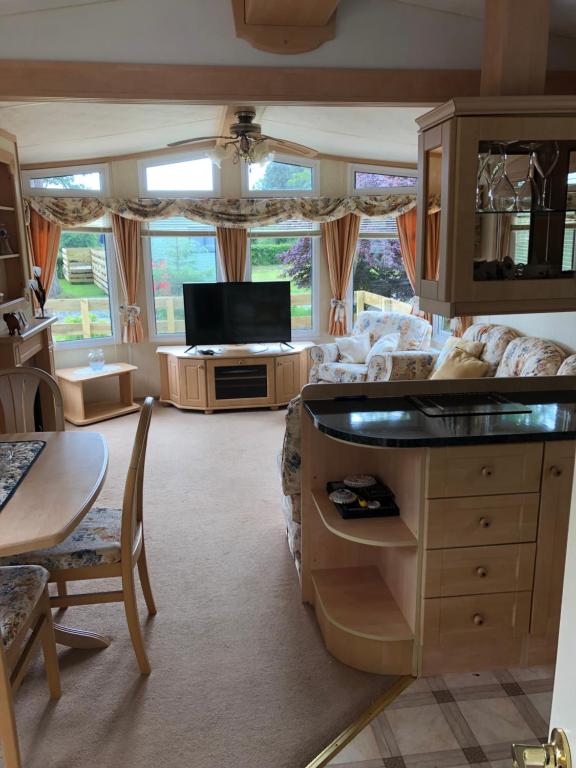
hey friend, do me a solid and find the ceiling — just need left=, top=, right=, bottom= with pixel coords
left=0, top=102, right=429, bottom=165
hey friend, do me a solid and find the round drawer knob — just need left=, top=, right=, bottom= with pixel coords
left=473, top=613, right=485, bottom=626
left=476, top=567, right=488, bottom=578
left=481, top=466, right=493, bottom=477
left=479, top=517, right=491, bottom=528
left=551, top=466, right=563, bottom=478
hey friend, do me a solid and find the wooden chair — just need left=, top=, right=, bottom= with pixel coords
left=0, top=397, right=157, bottom=674
left=0, top=367, right=65, bottom=433
left=0, top=565, right=61, bottom=768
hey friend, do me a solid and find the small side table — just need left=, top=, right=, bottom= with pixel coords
left=56, top=363, right=140, bottom=426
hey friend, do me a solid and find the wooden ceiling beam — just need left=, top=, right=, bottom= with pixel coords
left=244, top=0, right=339, bottom=27
left=481, top=0, right=550, bottom=96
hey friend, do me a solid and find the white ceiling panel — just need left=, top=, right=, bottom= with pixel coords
left=0, top=0, right=116, bottom=16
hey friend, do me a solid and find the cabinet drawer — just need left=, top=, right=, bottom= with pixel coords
left=425, top=543, right=535, bottom=598
left=426, top=493, right=539, bottom=548
left=427, top=443, right=543, bottom=498
left=423, top=591, right=531, bottom=644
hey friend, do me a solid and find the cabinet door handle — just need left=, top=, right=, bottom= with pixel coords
left=472, top=613, right=485, bottom=626
left=476, top=567, right=488, bottom=578
left=481, top=466, right=493, bottom=477
left=550, top=466, right=563, bottom=478
left=479, top=517, right=491, bottom=528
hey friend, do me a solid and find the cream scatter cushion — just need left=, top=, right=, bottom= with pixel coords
left=365, top=332, right=401, bottom=364
left=337, top=332, right=371, bottom=363
left=433, top=337, right=485, bottom=372
left=431, top=347, right=491, bottom=380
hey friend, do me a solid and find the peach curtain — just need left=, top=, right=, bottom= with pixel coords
left=452, top=316, right=475, bottom=337
left=111, top=213, right=144, bottom=343
left=322, top=213, right=362, bottom=336
left=26, top=209, right=61, bottom=293
left=216, top=227, right=248, bottom=281
left=425, top=211, right=441, bottom=281
left=396, top=208, right=417, bottom=291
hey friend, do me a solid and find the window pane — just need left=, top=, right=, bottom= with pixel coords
left=29, top=172, right=102, bottom=191
left=150, top=235, right=217, bottom=334
left=352, top=237, right=413, bottom=318
left=47, top=231, right=113, bottom=342
left=248, top=161, right=313, bottom=192
left=354, top=171, right=417, bottom=190
left=251, top=236, right=313, bottom=330
left=145, top=158, right=213, bottom=192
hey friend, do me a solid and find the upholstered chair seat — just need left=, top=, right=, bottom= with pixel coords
left=0, top=507, right=121, bottom=572
left=0, top=566, right=49, bottom=648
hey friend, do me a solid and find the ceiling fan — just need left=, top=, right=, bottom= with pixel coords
left=168, top=106, right=317, bottom=164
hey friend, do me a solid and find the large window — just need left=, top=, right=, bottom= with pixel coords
left=243, top=155, right=318, bottom=197
left=22, top=164, right=109, bottom=196
left=139, top=153, right=219, bottom=197
left=46, top=217, right=116, bottom=344
left=352, top=217, right=413, bottom=319
left=349, top=163, right=417, bottom=194
left=249, top=219, right=319, bottom=334
left=143, top=217, right=218, bottom=337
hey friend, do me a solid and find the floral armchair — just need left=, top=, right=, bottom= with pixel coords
left=309, top=311, right=435, bottom=384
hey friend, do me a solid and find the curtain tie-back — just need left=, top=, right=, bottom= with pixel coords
left=330, top=298, right=346, bottom=322
left=120, top=304, right=141, bottom=325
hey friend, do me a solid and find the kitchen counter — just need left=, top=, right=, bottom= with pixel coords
left=304, top=390, right=576, bottom=448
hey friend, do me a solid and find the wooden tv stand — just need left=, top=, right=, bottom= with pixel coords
left=156, top=343, right=312, bottom=414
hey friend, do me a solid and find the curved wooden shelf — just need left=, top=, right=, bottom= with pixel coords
left=312, top=490, right=417, bottom=548
left=312, top=567, right=414, bottom=674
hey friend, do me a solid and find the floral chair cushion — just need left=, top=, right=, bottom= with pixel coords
left=0, top=565, right=48, bottom=648
left=558, top=354, right=576, bottom=376
left=495, top=337, right=567, bottom=377
left=461, top=324, right=522, bottom=375
left=316, top=363, right=368, bottom=384
left=353, top=311, right=432, bottom=351
left=0, top=507, right=122, bottom=572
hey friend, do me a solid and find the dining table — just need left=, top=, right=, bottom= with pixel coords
left=0, top=430, right=110, bottom=649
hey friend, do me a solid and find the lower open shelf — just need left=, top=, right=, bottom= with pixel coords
left=312, top=566, right=414, bottom=675
left=68, top=401, right=140, bottom=426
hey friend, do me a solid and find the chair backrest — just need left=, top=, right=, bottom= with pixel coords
left=461, top=323, right=522, bottom=375
left=495, top=336, right=567, bottom=377
left=353, top=310, right=432, bottom=351
left=121, top=397, right=154, bottom=561
left=0, top=367, right=65, bottom=433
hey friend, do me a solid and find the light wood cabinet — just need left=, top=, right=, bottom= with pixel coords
left=416, top=96, right=576, bottom=316
left=157, top=343, right=311, bottom=414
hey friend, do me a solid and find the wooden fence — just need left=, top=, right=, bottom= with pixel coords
left=47, top=291, right=314, bottom=340
left=354, top=290, right=412, bottom=315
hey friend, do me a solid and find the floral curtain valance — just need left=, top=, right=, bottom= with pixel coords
left=25, top=193, right=434, bottom=229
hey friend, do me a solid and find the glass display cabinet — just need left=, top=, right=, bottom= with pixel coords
left=415, top=97, right=576, bottom=317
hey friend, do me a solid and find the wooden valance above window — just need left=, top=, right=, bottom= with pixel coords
left=24, top=193, right=439, bottom=229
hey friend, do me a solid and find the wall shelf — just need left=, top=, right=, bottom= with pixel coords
left=0, top=253, right=20, bottom=261
left=0, top=205, right=15, bottom=212
left=312, top=490, right=417, bottom=548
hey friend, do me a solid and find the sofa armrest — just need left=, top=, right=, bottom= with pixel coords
left=281, top=396, right=302, bottom=497
left=367, top=350, right=439, bottom=382
left=310, top=343, right=339, bottom=364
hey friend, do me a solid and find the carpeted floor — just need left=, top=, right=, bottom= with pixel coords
left=11, top=404, right=399, bottom=768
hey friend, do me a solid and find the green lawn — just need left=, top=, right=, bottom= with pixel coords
left=56, top=278, right=107, bottom=299
left=251, top=264, right=309, bottom=294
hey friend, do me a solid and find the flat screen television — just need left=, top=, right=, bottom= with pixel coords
left=183, top=281, right=292, bottom=346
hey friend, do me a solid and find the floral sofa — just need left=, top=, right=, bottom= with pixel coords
left=279, top=322, right=576, bottom=573
left=308, top=311, right=434, bottom=384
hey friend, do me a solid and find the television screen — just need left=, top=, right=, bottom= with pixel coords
left=183, top=281, right=292, bottom=345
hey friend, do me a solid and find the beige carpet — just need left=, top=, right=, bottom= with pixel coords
left=11, top=404, right=399, bottom=768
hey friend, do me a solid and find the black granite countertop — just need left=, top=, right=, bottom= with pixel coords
left=304, top=390, right=576, bottom=448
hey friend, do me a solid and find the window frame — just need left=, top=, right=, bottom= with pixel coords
left=432, top=315, right=451, bottom=346
left=138, top=151, right=220, bottom=199
left=348, top=163, right=418, bottom=195
left=247, top=221, right=320, bottom=340
left=22, top=163, right=110, bottom=197
left=49, top=220, right=120, bottom=349
left=142, top=220, right=221, bottom=343
left=241, top=153, right=319, bottom=198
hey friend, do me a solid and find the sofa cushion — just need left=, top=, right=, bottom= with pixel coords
left=433, top=337, right=485, bottom=372
left=462, top=324, right=522, bottom=375
left=431, top=347, right=491, bottom=380
left=558, top=354, right=576, bottom=375
left=337, top=332, right=371, bottom=363
left=317, top=363, right=368, bottom=383
left=365, top=333, right=400, bottom=363
left=495, top=337, right=567, bottom=377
